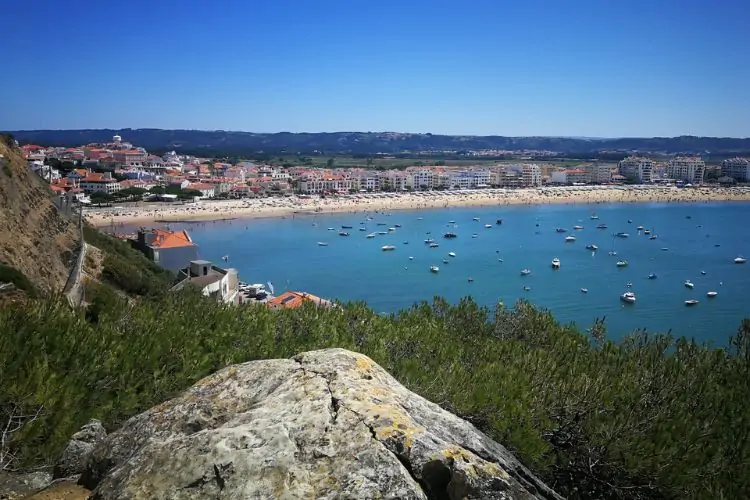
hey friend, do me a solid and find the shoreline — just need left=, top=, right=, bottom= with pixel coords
left=85, top=186, right=750, bottom=228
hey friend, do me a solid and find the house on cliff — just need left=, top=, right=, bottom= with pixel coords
left=170, top=260, right=240, bottom=305
left=131, top=228, right=199, bottom=272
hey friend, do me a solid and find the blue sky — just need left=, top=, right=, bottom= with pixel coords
left=2, top=0, right=749, bottom=137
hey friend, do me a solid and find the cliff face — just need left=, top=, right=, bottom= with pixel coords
left=0, top=138, right=79, bottom=292
left=79, top=348, right=561, bottom=499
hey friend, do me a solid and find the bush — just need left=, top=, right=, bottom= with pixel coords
left=0, top=292, right=749, bottom=499
left=0, top=263, right=37, bottom=298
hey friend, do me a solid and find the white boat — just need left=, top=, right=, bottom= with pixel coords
left=485, top=224, right=492, bottom=228
left=685, top=299, right=699, bottom=306
left=565, top=235, right=576, bottom=242
left=443, top=259, right=449, bottom=264
left=429, top=243, right=439, bottom=248
left=581, top=288, right=588, bottom=293
left=706, top=291, right=718, bottom=298
left=448, top=252, right=456, bottom=257
left=735, top=256, right=747, bottom=264
left=472, top=217, right=480, bottom=221
left=590, top=214, right=599, bottom=220
left=573, top=225, right=584, bottom=230
left=636, top=226, right=644, bottom=231
left=621, top=292, right=636, bottom=303
left=430, top=265, right=440, bottom=273
left=616, top=260, right=628, bottom=267
left=388, top=227, right=396, bottom=232
left=381, top=245, right=396, bottom=251
left=377, top=231, right=388, bottom=235
left=551, top=258, right=561, bottom=269
left=616, top=232, right=629, bottom=238
left=684, top=280, right=694, bottom=289
left=327, top=228, right=335, bottom=231
left=359, top=227, right=367, bottom=231
left=366, top=233, right=376, bottom=238
left=520, top=268, right=531, bottom=276
left=317, top=242, right=329, bottom=246
left=408, top=256, right=414, bottom=260
left=585, top=244, right=598, bottom=251
left=649, top=235, right=658, bottom=240
left=608, top=251, right=617, bottom=256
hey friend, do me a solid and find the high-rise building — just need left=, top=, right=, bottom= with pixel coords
left=665, top=157, right=705, bottom=183
left=721, top=157, right=750, bottom=182
left=618, top=156, right=654, bottom=183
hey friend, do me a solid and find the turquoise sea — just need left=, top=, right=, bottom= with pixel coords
left=146, top=202, right=750, bottom=343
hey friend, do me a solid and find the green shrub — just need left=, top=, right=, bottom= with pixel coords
left=0, top=292, right=749, bottom=499
left=0, top=263, right=37, bottom=297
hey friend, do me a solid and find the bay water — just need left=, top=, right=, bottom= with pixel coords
left=155, top=202, right=750, bottom=343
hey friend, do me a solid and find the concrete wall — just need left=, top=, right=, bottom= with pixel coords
left=153, top=246, right=199, bottom=273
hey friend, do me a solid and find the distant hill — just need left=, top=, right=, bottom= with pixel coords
left=6, top=129, right=750, bottom=157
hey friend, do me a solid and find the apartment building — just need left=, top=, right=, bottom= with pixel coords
left=113, top=150, right=148, bottom=167
left=618, top=156, right=654, bottom=183
left=298, top=174, right=358, bottom=194
left=551, top=168, right=590, bottom=184
left=79, top=172, right=121, bottom=194
left=586, top=163, right=615, bottom=184
left=665, top=157, right=705, bottom=183
left=521, top=164, right=542, bottom=187
left=721, top=157, right=750, bottom=182
left=491, top=164, right=541, bottom=187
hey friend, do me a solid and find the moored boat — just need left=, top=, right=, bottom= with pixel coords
left=706, top=291, right=718, bottom=298
left=616, top=260, right=628, bottom=267
left=448, top=252, right=456, bottom=257
left=585, top=244, right=598, bottom=251
left=317, top=242, right=329, bottom=246
left=520, top=268, right=531, bottom=276
left=381, top=245, right=396, bottom=251
left=430, top=265, right=440, bottom=273
left=339, top=231, right=350, bottom=236
left=684, top=280, right=694, bottom=289
left=648, top=273, right=657, bottom=280
left=621, top=292, right=636, bottom=303
left=735, top=256, right=747, bottom=264
left=573, top=225, right=584, bottom=230
left=565, top=235, right=576, bottom=242
left=685, top=299, right=699, bottom=306
left=551, top=257, right=561, bottom=269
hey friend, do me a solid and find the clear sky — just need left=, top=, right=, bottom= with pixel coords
left=2, top=0, right=749, bottom=137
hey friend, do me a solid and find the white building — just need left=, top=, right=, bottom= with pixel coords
left=666, top=157, right=705, bottom=183
left=587, top=163, right=614, bottom=184
left=521, top=164, right=542, bottom=187
left=172, top=260, right=240, bottom=305
left=618, top=156, right=654, bottom=183
left=298, top=175, right=358, bottom=194
left=80, top=172, right=122, bottom=194
left=721, top=157, right=750, bottom=182
left=409, top=169, right=437, bottom=190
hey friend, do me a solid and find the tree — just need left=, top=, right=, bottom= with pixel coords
left=89, top=192, right=113, bottom=206
left=149, top=186, right=165, bottom=195
left=326, top=158, right=335, bottom=168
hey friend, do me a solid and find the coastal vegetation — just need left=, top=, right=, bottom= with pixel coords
left=1, top=277, right=750, bottom=498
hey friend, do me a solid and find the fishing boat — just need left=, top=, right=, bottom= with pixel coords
left=684, top=280, right=694, bottom=289
left=496, top=219, right=503, bottom=225
left=484, top=224, right=492, bottom=228
left=448, top=252, right=456, bottom=258
left=644, top=229, right=651, bottom=235
left=590, top=213, right=599, bottom=220
left=394, top=224, right=402, bottom=228
left=472, top=217, right=480, bottom=221
left=523, top=286, right=531, bottom=291
left=408, top=256, right=414, bottom=260
left=424, top=238, right=435, bottom=244
left=735, top=256, right=747, bottom=264
left=448, top=221, right=455, bottom=224
left=381, top=245, right=396, bottom=251
left=443, top=259, right=449, bottom=264
left=620, top=292, right=636, bottom=303
left=685, top=299, right=699, bottom=306
left=649, top=235, right=658, bottom=240
left=706, top=291, right=718, bottom=298
left=616, top=232, right=629, bottom=238
left=377, top=231, right=388, bottom=235
left=403, top=241, right=409, bottom=245
left=585, top=244, right=598, bottom=251
left=581, top=288, right=588, bottom=293
left=376, top=222, right=387, bottom=226
left=327, top=227, right=335, bottom=231
left=701, top=270, right=706, bottom=275
left=565, top=235, right=576, bottom=242
left=551, top=258, right=561, bottom=269
left=648, top=273, right=657, bottom=280
left=317, top=242, right=329, bottom=246
left=520, top=268, right=532, bottom=276
left=359, top=227, right=367, bottom=231
left=388, top=227, right=396, bottom=232
left=636, top=226, right=644, bottom=231
left=341, top=225, right=353, bottom=229
left=339, top=231, right=350, bottom=236
left=443, top=232, right=458, bottom=239
left=661, top=247, right=669, bottom=251
left=555, top=227, right=567, bottom=233
left=596, top=224, right=608, bottom=229
left=573, top=225, right=584, bottom=230
left=616, top=260, right=628, bottom=267
left=429, top=242, right=439, bottom=248
left=628, top=219, right=633, bottom=223
left=468, top=277, right=474, bottom=282
left=472, top=234, right=478, bottom=238
left=366, top=233, right=376, bottom=238
left=430, top=265, right=440, bottom=273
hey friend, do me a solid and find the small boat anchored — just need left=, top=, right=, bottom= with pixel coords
left=706, top=291, right=718, bottom=298
left=520, top=268, right=532, bottom=276
left=551, top=258, right=561, bottom=269
left=648, top=273, right=657, bottom=280
left=616, top=260, right=628, bottom=267
left=317, top=242, right=329, bottom=246
left=585, top=244, right=598, bottom=251
left=429, top=265, right=440, bottom=273
left=339, top=231, right=350, bottom=236
left=581, top=288, right=588, bottom=293
left=565, top=235, right=576, bottom=242
left=735, top=256, right=747, bottom=264
left=381, top=245, right=396, bottom=251
left=573, top=225, right=584, bottom=230
left=685, top=299, right=699, bottom=306
left=684, top=280, right=694, bottom=289
left=621, top=292, right=636, bottom=304
left=448, top=252, right=456, bottom=258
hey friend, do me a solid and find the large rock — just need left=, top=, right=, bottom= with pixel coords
left=54, top=419, right=107, bottom=479
left=80, top=348, right=562, bottom=499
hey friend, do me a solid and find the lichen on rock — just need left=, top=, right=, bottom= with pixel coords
left=79, top=348, right=562, bottom=499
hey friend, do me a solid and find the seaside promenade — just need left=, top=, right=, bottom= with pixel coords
left=84, top=185, right=750, bottom=227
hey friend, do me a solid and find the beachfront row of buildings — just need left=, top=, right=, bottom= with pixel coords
left=618, top=156, right=750, bottom=184
left=125, top=227, right=331, bottom=310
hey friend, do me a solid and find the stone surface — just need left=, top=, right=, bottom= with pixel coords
left=54, top=419, right=106, bottom=479
left=0, top=471, right=52, bottom=499
left=80, top=348, right=563, bottom=500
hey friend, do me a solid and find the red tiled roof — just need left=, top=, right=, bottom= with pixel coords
left=267, top=291, right=331, bottom=309
left=149, top=229, right=195, bottom=249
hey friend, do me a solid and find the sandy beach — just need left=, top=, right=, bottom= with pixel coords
left=85, top=185, right=750, bottom=228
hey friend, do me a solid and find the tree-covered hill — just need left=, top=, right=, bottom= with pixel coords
left=7, top=129, right=750, bottom=156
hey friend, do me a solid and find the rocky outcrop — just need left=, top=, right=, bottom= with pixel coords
left=80, top=348, right=562, bottom=499
left=0, top=139, right=79, bottom=293
left=54, top=419, right=107, bottom=479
